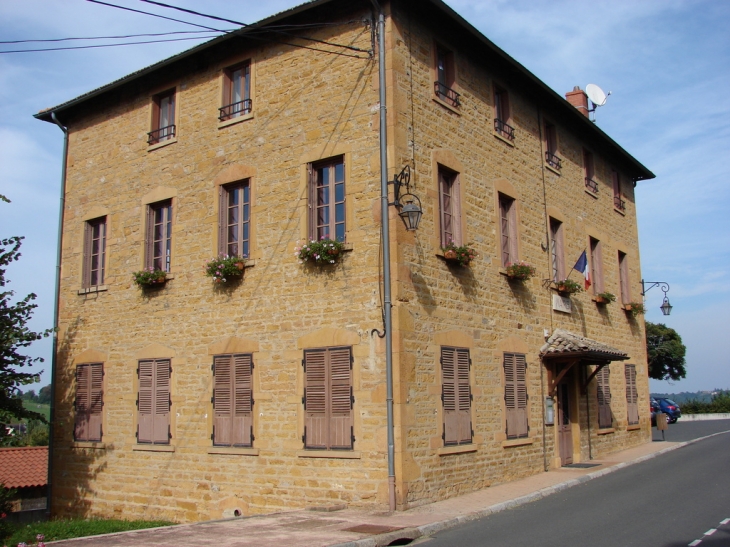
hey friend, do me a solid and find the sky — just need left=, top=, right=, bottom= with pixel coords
left=0, top=0, right=728, bottom=395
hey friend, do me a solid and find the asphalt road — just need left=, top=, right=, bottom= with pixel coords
left=420, top=420, right=730, bottom=547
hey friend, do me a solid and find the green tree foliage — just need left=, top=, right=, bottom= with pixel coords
left=646, top=321, right=687, bottom=381
left=1, top=195, right=51, bottom=437
left=681, top=391, right=730, bottom=414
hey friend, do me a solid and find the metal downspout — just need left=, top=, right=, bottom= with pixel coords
left=48, top=111, right=68, bottom=518
left=370, top=0, right=396, bottom=512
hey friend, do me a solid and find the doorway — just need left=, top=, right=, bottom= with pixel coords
left=557, top=380, right=573, bottom=466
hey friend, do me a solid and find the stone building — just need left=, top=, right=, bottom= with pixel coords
left=36, top=0, right=654, bottom=522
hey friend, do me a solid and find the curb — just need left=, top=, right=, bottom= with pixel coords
left=328, top=431, right=730, bottom=547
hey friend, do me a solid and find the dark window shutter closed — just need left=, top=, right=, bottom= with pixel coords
left=74, top=364, right=90, bottom=441
left=597, top=366, right=612, bottom=429
left=328, top=348, right=352, bottom=449
left=137, top=359, right=154, bottom=443
left=304, top=349, right=328, bottom=449
left=625, top=364, right=639, bottom=425
left=138, top=359, right=171, bottom=444
left=233, top=354, right=253, bottom=446
left=441, top=347, right=472, bottom=446
left=505, top=353, right=528, bottom=439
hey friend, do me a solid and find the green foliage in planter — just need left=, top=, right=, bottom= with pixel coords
left=132, top=268, right=167, bottom=287
left=295, top=238, right=345, bottom=265
left=555, top=279, right=582, bottom=294
left=441, top=241, right=478, bottom=266
left=205, top=255, right=246, bottom=283
left=596, top=291, right=616, bottom=303
left=625, top=301, right=646, bottom=316
left=504, top=261, right=536, bottom=280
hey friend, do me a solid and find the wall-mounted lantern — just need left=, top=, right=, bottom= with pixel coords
left=641, top=280, right=673, bottom=316
left=390, top=166, right=422, bottom=231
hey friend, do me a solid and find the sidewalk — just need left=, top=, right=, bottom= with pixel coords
left=49, top=439, right=692, bottom=547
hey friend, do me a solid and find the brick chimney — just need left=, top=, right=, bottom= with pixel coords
left=565, top=86, right=589, bottom=117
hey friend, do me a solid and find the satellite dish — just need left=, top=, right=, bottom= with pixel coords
left=586, top=84, right=609, bottom=107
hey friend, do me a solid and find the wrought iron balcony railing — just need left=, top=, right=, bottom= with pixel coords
left=219, top=99, right=253, bottom=121
left=147, top=124, right=176, bottom=145
left=614, top=195, right=626, bottom=211
left=585, top=177, right=598, bottom=193
left=494, top=118, right=515, bottom=141
left=545, top=151, right=562, bottom=171
left=434, top=81, right=461, bottom=108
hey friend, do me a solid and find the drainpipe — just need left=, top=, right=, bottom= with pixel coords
left=370, top=0, right=396, bottom=512
left=47, top=111, right=68, bottom=518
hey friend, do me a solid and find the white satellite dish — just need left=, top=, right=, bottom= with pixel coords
left=586, top=84, right=609, bottom=107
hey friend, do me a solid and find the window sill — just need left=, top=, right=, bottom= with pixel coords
left=147, top=137, right=177, bottom=152
left=437, top=444, right=477, bottom=456
left=545, top=163, right=562, bottom=176
left=78, top=285, right=108, bottom=295
left=597, top=427, right=615, bottom=435
left=585, top=188, right=599, bottom=199
left=296, top=450, right=360, bottom=459
left=626, top=424, right=641, bottom=431
left=432, top=96, right=461, bottom=116
left=71, top=441, right=105, bottom=449
left=591, top=296, right=612, bottom=305
left=614, top=207, right=626, bottom=216
left=502, top=437, right=534, bottom=448
left=493, top=131, right=515, bottom=147
left=218, top=112, right=254, bottom=129
left=133, top=444, right=175, bottom=452
left=208, top=447, right=259, bottom=456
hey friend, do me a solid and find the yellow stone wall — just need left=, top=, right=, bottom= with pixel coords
left=50, top=2, right=651, bottom=521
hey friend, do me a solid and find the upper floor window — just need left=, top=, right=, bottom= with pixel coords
left=590, top=237, right=604, bottom=294
left=74, top=363, right=103, bottom=442
left=584, top=149, right=597, bottom=193
left=434, top=44, right=460, bottom=108
left=220, top=61, right=251, bottom=121
left=213, top=353, right=254, bottom=447
left=441, top=346, right=472, bottom=446
left=148, top=89, right=176, bottom=145
left=544, top=121, right=561, bottom=170
left=219, top=180, right=250, bottom=258
left=618, top=251, right=630, bottom=304
left=438, top=166, right=462, bottom=247
left=83, top=217, right=106, bottom=288
left=303, top=346, right=354, bottom=450
left=146, top=200, right=172, bottom=272
left=493, top=86, right=514, bottom=141
left=549, top=218, right=565, bottom=282
left=612, top=169, right=626, bottom=211
left=498, top=193, right=518, bottom=267
left=309, top=157, right=345, bottom=242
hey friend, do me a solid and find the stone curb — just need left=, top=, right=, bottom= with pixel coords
left=328, top=432, right=730, bottom=547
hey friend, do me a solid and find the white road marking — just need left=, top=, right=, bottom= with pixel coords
left=704, top=528, right=716, bottom=535
left=688, top=540, right=701, bottom=546
left=721, top=518, right=730, bottom=525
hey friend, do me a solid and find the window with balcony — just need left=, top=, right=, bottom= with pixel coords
left=434, top=44, right=460, bottom=108
left=220, top=61, right=251, bottom=122
left=493, top=86, right=514, bottom=141
left=584, top=149, right=598, bottom=193
left=612, top=169, right=626, bottom=211
left=148, top=89, right=176, bottom=145
left=544, top=121, right=561, bottom=171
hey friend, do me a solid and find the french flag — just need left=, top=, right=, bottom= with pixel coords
left=573, top=251, right=591, bottom=289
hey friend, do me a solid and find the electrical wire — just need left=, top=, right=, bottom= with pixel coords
left=0, top=35, right=221, bottom=54
left=0, top=30, right=228, bottom=45
left=86, top=0, right=227, bottom=32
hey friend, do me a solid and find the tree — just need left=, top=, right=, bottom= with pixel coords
left=646, top=321, right=687, bottom=381
left=0, top=194, right=50, bottom=432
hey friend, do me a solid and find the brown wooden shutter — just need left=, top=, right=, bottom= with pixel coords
left=145, top=205, right=154, bottom=270
left=233, top=354, right=253, bottom=446
left=153, top=359, right=171, bottom=444
left=597, top=366, right=612, bottom=429
left=151, top=95, right=161, bottom=133
left=213, top=355, right=233, bottom=446
left=74, top=365, right=90, bottom=441
left=441, top=347, right=458, bottom=445
left=455, top=348, right=472, bottom=444
left=625, top=364, right=639, bottom=425
left=505, top=353, right=528, bottom=439
left=137, top=359, right=154, bottom=443
left=328, top=347, right=353, bottom=449
left=304, top=349, right=327, bottom=449
left=88, top=363, right=103, bottom=441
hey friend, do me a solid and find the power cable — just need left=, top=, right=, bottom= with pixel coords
left=0, top=30, right=227, bottom=45
left=0, top=36, right=220, bottom=54
left=86, top=0, right=227, bottom=32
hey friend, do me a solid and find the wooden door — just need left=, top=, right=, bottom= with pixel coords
left=557, top=380, right=573, bottom=466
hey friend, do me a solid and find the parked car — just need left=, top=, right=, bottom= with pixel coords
left=650, top=398, right=660, bottom=426
left=656, top=398, right=681, bottom=423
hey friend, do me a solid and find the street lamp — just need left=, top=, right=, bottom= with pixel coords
left=641, top=280, right=673, bottom=316
left=390, top=165, right=422, bottom=231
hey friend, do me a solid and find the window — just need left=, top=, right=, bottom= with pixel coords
left=596, top=366, right=612, bottom=429
left=219, top=181, right=250, bottom=258
left=625, top=364, right=639, bottom=425
left=584, top=149, right=597, bottom=193
left=504, top=353, right=528, bottom=439
left=212, top=354, right=253, bottom=447
left=302, top=347, right=353, bottom=450
left=618, top=251, right=630, bottom=304
left=544, top=121, right=561, bottom=170
left=612, top=169, right=625, bottom=211
left=148, top=89, right=176, bottom=145
left=493, top=86, right=514, bottom=141
left=438, top=166, right=462, bottom=247
left=83, top=217, right=106, bottom=288
left=137, top=359, right=171, bottom=444
left=220, top=61, right=251, bottom=121
left=498, top=193, right=518, bottom=267
left=434, top=44, right=460, bottom=108
left=590, top=237, right=604, bottom=294
left=309, top=157, right=345, bottom=242
left=146, top=200, right=172, bottom=272
left=549, top=218, right=565, bottom=282
left=74, top=363, right=103, bottom=442
left=440, top=346, right=472, bottom=446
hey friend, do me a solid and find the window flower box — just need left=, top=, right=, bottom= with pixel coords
left=554, top=279, right=582, bottom=295
left=441, top=242, right=478, bottom=267
left=594, top=292, right=616, bottom=305
left=296, top=238, right=345, bottom=265
left=205, top=254, right=246, bottom=284
left=623, top=302, right=645, bottom=316
left=133, top=268, right=167, bottom=288
left=504, top=261, right=536, bottom=281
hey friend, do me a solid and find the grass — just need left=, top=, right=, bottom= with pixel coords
left=19, top=402, right=50, bottom=423
left=5, top=518, right=174, bottom=545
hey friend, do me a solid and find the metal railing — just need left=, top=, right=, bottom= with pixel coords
left=434, top=81, right=461, bottom=108
left=219, top=99, right=253, bottom=121
left=494, top=118, right=515, bottom=141
left=585, top=177, right=598, bottom=193
left=614, top=195, right=626, bottom=211
left=545, top=151, right=562, bottom=170
left=147, top=124, right=176, bottom=145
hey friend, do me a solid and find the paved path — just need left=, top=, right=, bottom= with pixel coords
left=47, top=425, right=730, bottom=547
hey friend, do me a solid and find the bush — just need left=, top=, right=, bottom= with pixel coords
left=682, top=391, right=730, bottom=414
